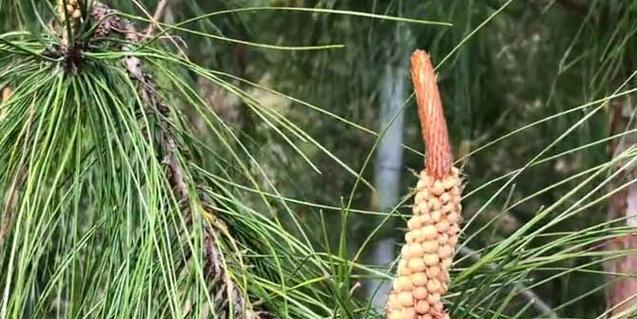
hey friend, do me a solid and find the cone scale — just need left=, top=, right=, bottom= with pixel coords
left=385, top=50, right=463, bottom=319
left=57, top=0, right=82, bottom=22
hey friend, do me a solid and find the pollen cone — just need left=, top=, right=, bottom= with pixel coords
left=385, top=50, right=463, bottom=319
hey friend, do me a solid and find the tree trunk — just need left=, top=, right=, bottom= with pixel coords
left=369, top=63, right=407, bottom=310
left=606, top=98, right=637, bottom=315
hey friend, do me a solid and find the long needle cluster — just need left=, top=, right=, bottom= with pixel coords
left=87, top=4, right=262, bottom=317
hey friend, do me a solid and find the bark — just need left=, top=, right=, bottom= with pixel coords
left=606, top=98, right=637, bottom=315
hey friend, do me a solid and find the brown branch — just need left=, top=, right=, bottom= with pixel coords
left=410, top=50, right=453, bottom=179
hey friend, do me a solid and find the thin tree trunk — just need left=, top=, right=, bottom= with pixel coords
left=606, top=98, right=637, bottom=315
left=369, top=63, right=407, bottom=310
left=375, top=67, right=407, bottom=209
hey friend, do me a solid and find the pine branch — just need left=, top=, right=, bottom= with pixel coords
left=87, top=3, right=262, bottom=317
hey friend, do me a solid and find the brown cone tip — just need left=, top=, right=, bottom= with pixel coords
left=411, top=50, right=452, bottom=179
